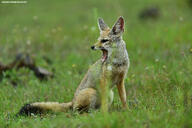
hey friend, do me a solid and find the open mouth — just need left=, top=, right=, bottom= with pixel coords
left=101, top=49, right=108, bottom=63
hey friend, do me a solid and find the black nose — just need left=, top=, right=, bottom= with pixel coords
left=91, top=46, right=95, bottom=50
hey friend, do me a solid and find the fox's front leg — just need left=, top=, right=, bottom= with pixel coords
left=117, top=78, right=127, bottom=109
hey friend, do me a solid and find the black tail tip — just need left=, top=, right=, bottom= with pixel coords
left=17, top=103, right=43, bottom=116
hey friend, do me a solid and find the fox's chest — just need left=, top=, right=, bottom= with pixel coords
left=105, top=63, right=128, bottom=88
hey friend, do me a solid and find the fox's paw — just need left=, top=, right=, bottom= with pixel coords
left=17, top=103, right=43, bottom=116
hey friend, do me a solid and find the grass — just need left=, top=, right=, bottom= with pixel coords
left=0, top=0, right=192, bottom=127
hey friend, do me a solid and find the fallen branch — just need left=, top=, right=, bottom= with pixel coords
left=0, top=53, right=53, bottom=82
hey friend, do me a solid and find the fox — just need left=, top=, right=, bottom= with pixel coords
left=18, top=16, right=130, bottom=115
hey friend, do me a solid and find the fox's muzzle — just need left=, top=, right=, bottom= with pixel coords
left=91, top=46, right=95, bottom=50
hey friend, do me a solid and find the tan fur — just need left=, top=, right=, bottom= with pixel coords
left=31, top=102, right=72, bottom=112
left=73, top=88, right=100, bottom=111
left=117, top=73, right=127, bottom=108
left=100, top=29, right=110, bottom=38
left=94, top=29, right=111, bottom=48
left=21, top=16, right=129, bottom=114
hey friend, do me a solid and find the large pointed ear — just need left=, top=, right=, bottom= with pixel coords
left=110, top=16, right=124, bottom=36
left=98, top=18, right=109, bottom=31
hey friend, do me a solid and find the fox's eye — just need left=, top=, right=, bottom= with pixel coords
left=101, top=39, right=109, bottom=43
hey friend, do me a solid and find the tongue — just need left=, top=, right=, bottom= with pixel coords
left=102, top=50, right=107, bottom=62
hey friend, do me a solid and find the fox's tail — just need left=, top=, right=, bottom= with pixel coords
left=18, top=102, right=72, bottom=116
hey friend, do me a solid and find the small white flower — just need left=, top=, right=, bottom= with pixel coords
left=23, top=27, right=28, bottom=32
left=91, top=26, right=96, bottom=31
left=68, top=71, right=72, bottom=75
left=52, top=28, right=57, bottom=33
left=179, top=17, right=183, bottom=21
left=145, top=66, right=149, bottom=70
left=155, top=58, right=159, bottom=62
left=26, top=40, right=31, bottom=45
left=33, top=16, right=38, bottom=20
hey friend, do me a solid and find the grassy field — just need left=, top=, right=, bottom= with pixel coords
left=0, top=0, right=192, bottom=127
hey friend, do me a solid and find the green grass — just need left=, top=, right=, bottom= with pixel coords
left=0, top=0, right=192, bottom=127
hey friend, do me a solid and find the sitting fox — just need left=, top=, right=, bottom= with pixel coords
left=19, top=16, right=130, bottom=115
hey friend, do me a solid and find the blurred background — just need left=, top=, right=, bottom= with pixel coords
left=0, top=0, right=191, bottom=58
left=0, top=0, right=192, bottom=127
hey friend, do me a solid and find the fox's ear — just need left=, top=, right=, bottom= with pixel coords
left=98, top=18, right=109, bottom=31
left=110, top=16, right=124, bottom=36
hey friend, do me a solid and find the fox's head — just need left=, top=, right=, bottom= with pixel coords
left=91, top=16, right=125, bottom=63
